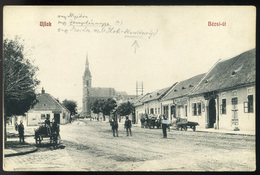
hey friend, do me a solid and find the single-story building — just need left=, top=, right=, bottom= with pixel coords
left=27, top=88, right=71, bottom=126
left=188, top=48, right=255, bottom=131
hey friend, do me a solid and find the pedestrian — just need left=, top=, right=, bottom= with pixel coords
left=157, top=115, right=162, bottom=129
left=124, top=116, right=132, bottom=136
left=18, top=120, right=25, bottom=143
left=112, top=117, right=119, bottom=137
left=15, top=121, right=18, bottom=131
left=162, top=115, right=168, bottom=138
left=45, top=116, right=51, bottom=134
left=141, top=117, right=145, bottom=128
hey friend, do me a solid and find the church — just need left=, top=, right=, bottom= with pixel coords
left=82, top=54, right=135, bottom=117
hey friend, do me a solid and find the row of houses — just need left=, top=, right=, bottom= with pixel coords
left=133, top=48, right=255, bottom=131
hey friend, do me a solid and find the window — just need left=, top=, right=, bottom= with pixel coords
left=63, top=113, right=66, bottom=119
left=221, top=99, right=226, bottom=115
left=47, top=114, right=50, bottom=119
left=248, top=95, right=253, bottom=113
left=197, top=103, right=201, bottom=116
left=244, top=102, right=248, bottom=113
left=185, top=105, right=187, bottom=117
left=41, top=114, right=45, bottom=120
left=192, top=103, right=197, bottom=116
left=155, top=108, right=157, bottom=114
left=192, top=102, right=201, bottom=116
left=150, top=108, right=154, bottom=114
left=158, top=108, right=160, bottom=114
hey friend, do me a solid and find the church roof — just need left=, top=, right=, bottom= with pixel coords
left=86, top=87, right=116, bottom=98
left=190, top=48, right=255, bottom=96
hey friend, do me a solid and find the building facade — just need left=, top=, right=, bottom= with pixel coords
left=161, top=74, right=205, bottom=121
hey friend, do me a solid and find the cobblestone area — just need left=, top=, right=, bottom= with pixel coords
left=3, top=119, right=256, bottom=171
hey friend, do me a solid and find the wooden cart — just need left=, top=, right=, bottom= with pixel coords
left=34, top=124, right=60, bottom=147
left=176, top=118, right=199, bottom=131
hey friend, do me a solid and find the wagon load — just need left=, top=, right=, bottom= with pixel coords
left=176, top=118, right=199, bottom=131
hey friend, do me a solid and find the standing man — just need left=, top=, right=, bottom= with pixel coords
left=124, top=116, right=132, bottom=136
left=112, top=117, right=119, bottom=137
left=162, top=115, right=168, bottom=138
left=45, top=116, right=51, bottom=135
left=18, top=120, right=24, bottom=143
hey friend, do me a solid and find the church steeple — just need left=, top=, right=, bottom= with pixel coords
left=83, top=53, right=92, bottom=87
left=85, top=53, right=89, bottom=69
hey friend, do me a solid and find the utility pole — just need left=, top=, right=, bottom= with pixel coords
left=136, top=81, right=144, bottom=97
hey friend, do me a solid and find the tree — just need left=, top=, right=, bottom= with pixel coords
left=62, top=99, right=77, bottom=115
left=116, top=101, right=135, bottom=116
left=90, top=98, right=117, bottom=121
left=91, top=99, right=103, bottom=121
left=3, top=37, right=40, bottom=143
left=100, top=98, right=117, bottom=121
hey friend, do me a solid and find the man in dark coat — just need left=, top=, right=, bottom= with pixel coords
left=18, top=120, right=25, bottom=143
left=45, top=116, right=51, bottom=134
left=162, top=115, right=168, bottom=138
left=124, top=116, right=132, bottom=136
left=112, top=118, right=119, bottom=137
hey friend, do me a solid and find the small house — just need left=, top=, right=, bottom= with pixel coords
left=27, top=88, right=71, bottom=126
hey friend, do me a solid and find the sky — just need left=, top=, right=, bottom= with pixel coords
left=3, top=6, right=256, bottom=108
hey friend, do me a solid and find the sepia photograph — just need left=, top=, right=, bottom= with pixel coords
left=2, top=5, right=256, bottom=171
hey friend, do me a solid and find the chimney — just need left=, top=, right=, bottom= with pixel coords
left=42, top=87, right=45, bottom=94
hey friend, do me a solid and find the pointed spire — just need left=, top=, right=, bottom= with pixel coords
left=85, top=53, right=89, bottom=69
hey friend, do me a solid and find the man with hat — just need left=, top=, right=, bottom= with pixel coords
left=124, top=116, right=132, bottom=136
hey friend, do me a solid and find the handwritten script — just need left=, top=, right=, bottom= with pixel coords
left=57, top=13, right=158, bottom=39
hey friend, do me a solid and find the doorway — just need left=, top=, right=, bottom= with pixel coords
left=54, top=114, right=60, bottom=124
left=208, top=99, right=216, bottom=128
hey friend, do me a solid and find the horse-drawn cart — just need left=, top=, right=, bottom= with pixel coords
left=176, top=118, right=199, bottom=131
left=34, top=123, right=60, bottom=147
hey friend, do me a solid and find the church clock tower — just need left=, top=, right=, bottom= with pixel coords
left=82, top=53, right=92, bottom=117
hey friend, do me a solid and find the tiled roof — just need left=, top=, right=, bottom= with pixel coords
left=29, top=93, right=69, bottom=113
left=161, top=73, right=206, bottom=101
left=87, top=87, right=116, bottom=97
left=133, top=93, right=151, bottom=107
left=143, top=86, right=173, bottom=103
left=191, top=48, right=255, bottom=95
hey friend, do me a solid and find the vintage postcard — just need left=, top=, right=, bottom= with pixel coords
left=3, top=6, right=256, bottom=171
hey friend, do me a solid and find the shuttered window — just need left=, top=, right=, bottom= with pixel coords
left=248, top=95, right=253, bottom=113
left=222, top=99, right=226, bottom=115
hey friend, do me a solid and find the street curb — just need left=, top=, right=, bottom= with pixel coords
left=4, top=146, right=38, bottom=157
left=195, top=130, right=255, bottom=136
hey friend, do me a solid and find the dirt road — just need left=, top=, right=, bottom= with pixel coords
left=4, top=119, right=255, bottom=171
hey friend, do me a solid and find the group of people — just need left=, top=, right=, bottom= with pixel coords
left=110, top=116, right=132, bottom=137
left=110, top=115, right=170, bottom=138
left=15, top=116, right=59, bottom=144
left=141, top=115, right=162, bottom=129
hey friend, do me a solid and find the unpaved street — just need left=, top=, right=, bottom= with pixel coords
left=4, top=119, right=255, bottom=171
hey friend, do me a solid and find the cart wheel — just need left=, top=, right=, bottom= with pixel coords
left=193, top=126, right=196, bottom=131
left=184, top=126, right=187, bottom=131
